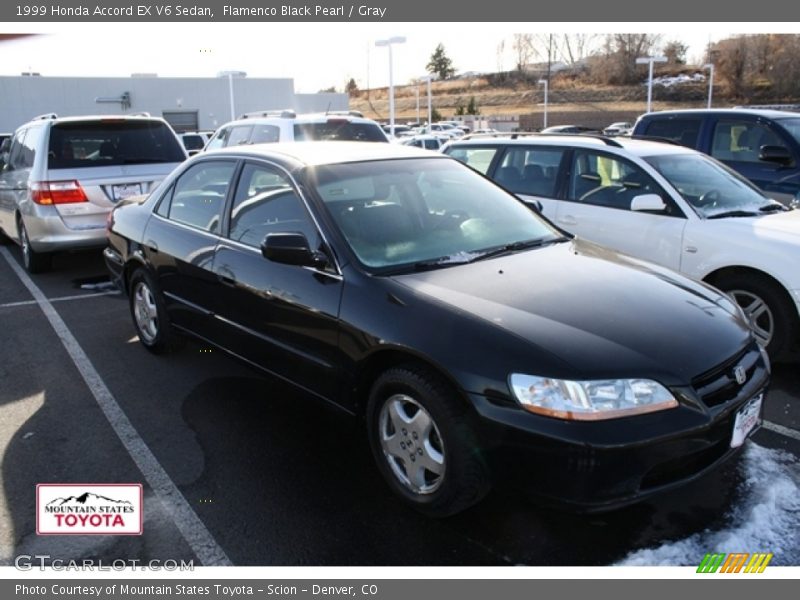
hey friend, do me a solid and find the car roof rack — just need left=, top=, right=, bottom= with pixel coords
left=460, top=131, right=624, bottom=147
left=326, top=110, right=364, bottom=118
left=32, top=113, right=58, bottom=121
left=629, top=134, right=682, bottom=146
left=239, top=109, right=297, bottom=120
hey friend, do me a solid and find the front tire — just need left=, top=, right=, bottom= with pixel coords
left=715, top=272, right=797, bottom=360
left=366, top=365, right=490, bottom=517
left=128, top=269, right=183, bottom=354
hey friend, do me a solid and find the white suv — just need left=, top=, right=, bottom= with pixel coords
left=444, top=134, right=800, bottom=359
left=204, top=110, right=388, bottom=149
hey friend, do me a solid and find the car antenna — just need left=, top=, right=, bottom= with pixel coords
left=325, top=102, right=332, bottom=115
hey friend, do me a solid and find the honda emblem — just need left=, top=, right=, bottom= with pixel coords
left=734, top=365, right=747, bottom=385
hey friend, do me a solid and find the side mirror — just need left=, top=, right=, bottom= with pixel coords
left=631, top=193, right=666, bottom=212
left=759, top=145, right=793, bottom=166
left=261, top=232, right=327, bottom=268
left=520, top=197, right=543, bottom=212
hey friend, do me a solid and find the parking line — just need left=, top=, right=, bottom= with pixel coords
left=0, top=290, right=119, bottom=310
left=0, top=247, right=232, bottom=566
left=763, top=420, right=800, bottom=442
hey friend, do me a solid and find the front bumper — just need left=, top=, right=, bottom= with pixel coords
left=470, top=344, right=769, bottom=511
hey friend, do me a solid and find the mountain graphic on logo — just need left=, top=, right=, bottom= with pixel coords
left=46, top=492, right=133, bottom=507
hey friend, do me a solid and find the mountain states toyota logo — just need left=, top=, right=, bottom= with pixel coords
left=36, top=484, right=143, bottom=535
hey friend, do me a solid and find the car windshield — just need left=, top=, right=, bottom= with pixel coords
left=294, top=121, right=387, bottom=142
left=776, top=117, right=800, bottom=145
left=643, top=152, right=775, bottom=218
left=307, top=157, right=564, bottom=273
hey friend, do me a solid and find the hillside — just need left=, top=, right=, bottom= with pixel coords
left=349, top=72, right=799, bottom=130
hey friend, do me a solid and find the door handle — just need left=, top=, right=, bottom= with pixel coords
left=217, top=266, right=236, bottom=287
left=558, top=215, right=578, bottom=226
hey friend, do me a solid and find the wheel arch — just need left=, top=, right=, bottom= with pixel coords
left=703, top=265, right=798, bottom=316
left=351, top=347, right=472, bottom=420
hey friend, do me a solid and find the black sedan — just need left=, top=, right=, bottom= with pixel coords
left=104, top=142, right=769, bottom=516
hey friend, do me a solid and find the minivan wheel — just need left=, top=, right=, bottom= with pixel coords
left=366, top=366, right=490, bottom=517
left=716, top=273, right=796, bottom=360
left=128, top=269, right=183, bottom=354
left=18, top=219, right=52, bottom=274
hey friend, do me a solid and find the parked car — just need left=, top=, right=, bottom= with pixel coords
left=179, top=131, right=212, bottom=156
left=204, top=110, right=388, bottom=149
left=382, top=124, right=414, bottom=138
left=443, top=134, right=800, bottom=359
left=399, top=134, right=443, bottom=151
left=0, top=113, right=187, bottom=273
left=603, top=121, right=633, bottom=136
left=541, top=125, right=601, bottom=134
left=105, top=141, right=767, bottom=516
left=632, top=109, right=800, bottom=206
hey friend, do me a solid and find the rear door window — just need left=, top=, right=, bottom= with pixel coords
left=161, top=160, right=237, bottom=234
left=495, top=146, right=566, bottom=197
left=47, top=120, right=185, bottom=169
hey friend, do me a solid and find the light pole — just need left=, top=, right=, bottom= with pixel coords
left=538, top=79, right=549, bottom=130
left=635, top=56, right=667, bottom=113
left=419, top=75, right=433, bottom=129
left=218, top=70, right=247, bottom=121
left=704, top=63, right=715, bottom=109
left=375, top=36, right=406, bottom=136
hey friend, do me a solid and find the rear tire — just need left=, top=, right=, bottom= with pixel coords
left=18, top=219, right=52, bottom=274
left=715, top=272, right=797, bottom=360
left=366, top=365, right=491, bottom=517
left=128, top=268, right=184, bottom=354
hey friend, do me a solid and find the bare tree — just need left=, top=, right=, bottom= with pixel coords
left=512, top=33, right=535, bottom=72
left=559, top=34, right=597, bottom=65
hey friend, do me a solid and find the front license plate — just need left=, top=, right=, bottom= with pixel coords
left=112, top=183, right=143, bottom=201
left=731, top=393, right=763, bottom=448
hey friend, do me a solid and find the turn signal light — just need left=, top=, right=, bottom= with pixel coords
left=31, top=181, right=89, bottom=205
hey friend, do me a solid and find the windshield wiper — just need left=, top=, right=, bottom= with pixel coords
left=706, top=210, right=760, bottom=219
left=759, top=202, right=789, bottom=213
left=407, top=237, right=567, bottom=273
left=468, top=236, right=569, bottom=263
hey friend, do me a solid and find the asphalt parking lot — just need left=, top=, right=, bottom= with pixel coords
left=1, top=246, right=799, bottom=567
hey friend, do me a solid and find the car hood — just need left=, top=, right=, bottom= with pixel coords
left=393, top=239, right=751, bottom=384
left=746, top=208, right=800, bottom=239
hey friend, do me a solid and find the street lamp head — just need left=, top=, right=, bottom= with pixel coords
left=538, top=79, right=547, bottom=85
left=703, top=63, right=714, bottom=69
left=636, top=56, right=668, bottom=64
left=376, top=36, right=406, bottom=47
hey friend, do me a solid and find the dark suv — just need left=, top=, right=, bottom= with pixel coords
left=633, top=109, right=800, bottom=205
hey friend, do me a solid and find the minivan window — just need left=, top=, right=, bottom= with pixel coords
left=643, top=117, right=702, bottom=147
left=47, top=120, right=186, bottom=169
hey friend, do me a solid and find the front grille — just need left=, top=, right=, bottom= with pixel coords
left=691, top=346, right=761, bottom=408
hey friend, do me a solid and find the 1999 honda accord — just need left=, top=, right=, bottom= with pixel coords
left=104, top=142, right=769, bottom=516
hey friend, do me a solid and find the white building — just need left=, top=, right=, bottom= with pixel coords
left=0, top=74, right=348, bottom=133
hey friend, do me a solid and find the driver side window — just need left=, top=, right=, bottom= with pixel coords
left=567, top=151, right=669, bottom=213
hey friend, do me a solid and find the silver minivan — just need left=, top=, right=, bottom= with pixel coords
left=0, top=113, right=187, bottom=273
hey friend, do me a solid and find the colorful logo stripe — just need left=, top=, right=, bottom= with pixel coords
left=697, top=553, right=773, bottom=573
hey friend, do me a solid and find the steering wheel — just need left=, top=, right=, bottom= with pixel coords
left=697, top=189, right=721, bottom=206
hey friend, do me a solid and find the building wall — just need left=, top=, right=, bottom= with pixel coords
left=0, top=76, right=348, bottom=133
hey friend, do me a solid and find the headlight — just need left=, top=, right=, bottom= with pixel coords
left=509, top=374, right=678, bottom=421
